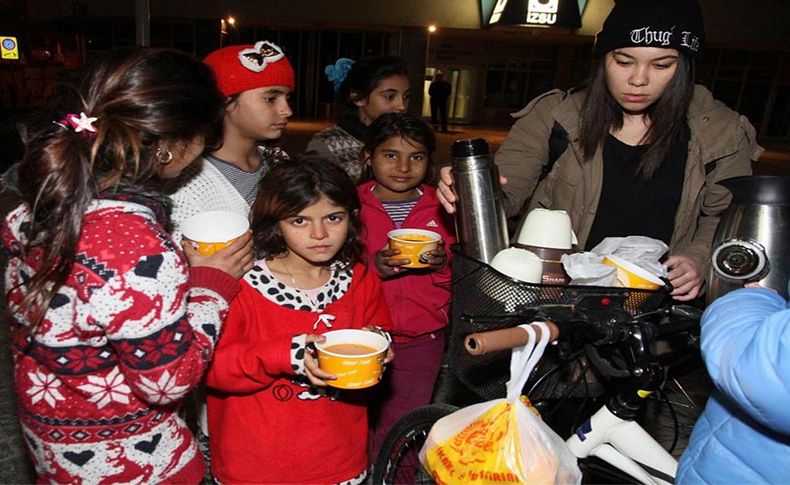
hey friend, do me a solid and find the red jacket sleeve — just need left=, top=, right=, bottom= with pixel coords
left=103, top=254, right=239, bottom=406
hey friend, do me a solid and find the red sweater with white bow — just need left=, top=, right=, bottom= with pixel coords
left=206, top=262, right=392, bottom=484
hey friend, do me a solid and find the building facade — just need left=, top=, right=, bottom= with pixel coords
left=1, top=0, right=790, bottom=141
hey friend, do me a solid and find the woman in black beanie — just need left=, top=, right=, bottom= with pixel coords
left=438, top=0, right=761, bottom=302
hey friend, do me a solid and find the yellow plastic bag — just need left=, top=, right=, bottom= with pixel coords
left=419, top=323, right=582, bottom=484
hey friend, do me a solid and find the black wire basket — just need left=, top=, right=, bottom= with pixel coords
left=447, top=247, right=668, bottom=401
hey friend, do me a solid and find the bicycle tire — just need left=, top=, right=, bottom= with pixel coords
left=371, top=403, right=459, bottom=485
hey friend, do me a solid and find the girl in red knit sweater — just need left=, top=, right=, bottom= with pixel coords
left=206, top=156, right=393, bottom=484
left=3, top=48, right=252, bottom=484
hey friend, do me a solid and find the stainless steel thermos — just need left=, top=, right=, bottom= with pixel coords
left=708, top=175, right=790, bottom=301
left=451, top=138, right=509, bottom=263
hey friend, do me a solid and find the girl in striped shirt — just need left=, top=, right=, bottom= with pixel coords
left=356, top=113, right=456, bottom=463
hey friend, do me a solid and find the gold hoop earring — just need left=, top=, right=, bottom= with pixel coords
left=156, top=147, right=173, bottom=166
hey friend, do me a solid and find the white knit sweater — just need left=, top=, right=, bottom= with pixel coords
left=168, top=148, right=287, bottom=437
left=169, top=158, right=250, bottom=242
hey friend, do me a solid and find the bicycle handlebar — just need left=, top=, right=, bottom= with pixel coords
left=462, top=303, right=701, bottom=358
left=465, top=321, right=560, bottom=355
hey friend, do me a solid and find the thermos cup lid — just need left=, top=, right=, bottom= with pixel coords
left=719, top=175, right=790, bottom=205
left=452, top=138, right=490, bottom=158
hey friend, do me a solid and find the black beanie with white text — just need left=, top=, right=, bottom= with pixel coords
left=594, top=0, right=705, bottom=59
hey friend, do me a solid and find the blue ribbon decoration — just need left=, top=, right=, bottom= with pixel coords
left=324, top=57, right=355, bottom=92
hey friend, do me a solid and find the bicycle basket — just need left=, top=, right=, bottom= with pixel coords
left=448, top=247, right=667, bottom=401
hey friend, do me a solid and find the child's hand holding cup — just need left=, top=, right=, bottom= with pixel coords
left=181, top=210, right=253, bottom=278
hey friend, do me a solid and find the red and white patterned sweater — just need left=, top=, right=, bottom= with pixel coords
left=2, top=195, right=239, bottom=485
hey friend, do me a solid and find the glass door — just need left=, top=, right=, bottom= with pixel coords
left=422, top=66, right=474, bottom=124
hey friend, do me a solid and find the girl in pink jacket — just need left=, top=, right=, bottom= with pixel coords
left=357, top=112, right=456, bottom=461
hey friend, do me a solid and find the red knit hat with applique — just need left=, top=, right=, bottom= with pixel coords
left=204, top=40, right=295, bottom=97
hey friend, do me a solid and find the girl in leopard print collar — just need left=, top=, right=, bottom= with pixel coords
left=205, top=155, right=394, bottom=484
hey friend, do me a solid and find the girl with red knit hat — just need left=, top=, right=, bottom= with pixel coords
left=169, top=40, right=296, bottom=239
left=166, top=40, right=296, bottom=477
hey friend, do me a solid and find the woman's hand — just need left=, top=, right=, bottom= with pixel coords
left=436, top=165, right=508, bottom=214
left=303, top=334, right=336, bottom=387
left=182, top=231, right=254, bottom=279
left=374, top=245, right=410, bottom=277
left=437, top=166, right=457, bottom=214
left=666, top=255, right=704, bottom=301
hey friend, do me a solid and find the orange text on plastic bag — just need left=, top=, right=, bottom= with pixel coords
left=424, top=401, right=525, bottom=484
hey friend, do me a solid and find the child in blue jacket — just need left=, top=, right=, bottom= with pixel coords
left=678, top=284, right=790, bottom=483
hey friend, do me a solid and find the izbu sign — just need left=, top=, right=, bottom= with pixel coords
left=485, top=0, right=585, bottom=29
left=527, top=0, right=560, bottom=25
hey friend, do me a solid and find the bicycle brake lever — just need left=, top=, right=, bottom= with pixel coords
left=584, top=344, right=630, bottom=378
left=670, top=305, right=703, bottom=321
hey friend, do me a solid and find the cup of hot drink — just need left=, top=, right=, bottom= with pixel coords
left=181, top=210, right=249, bottom=256
left=315, top=329, right=390, bottom=389
left=387, top=229, right=442, bottom=269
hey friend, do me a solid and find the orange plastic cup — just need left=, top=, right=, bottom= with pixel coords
left=316, top=329, right=389, bottom=389
left=181, top=210, right=249, bottom=256
left=387, top=229, right=441, bottom=269
left=602, top=255, right=665, bottom=290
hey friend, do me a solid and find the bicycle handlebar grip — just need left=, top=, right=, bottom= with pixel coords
left=464, top=322, right=559, bottom=355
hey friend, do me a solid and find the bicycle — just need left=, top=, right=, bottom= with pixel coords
left=371, top=250, right=703, bottom=485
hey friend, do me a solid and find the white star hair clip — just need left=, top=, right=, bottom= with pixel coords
left=69, top=112, right=98, bottom=133
left=54, top=112, right=98, bottom=136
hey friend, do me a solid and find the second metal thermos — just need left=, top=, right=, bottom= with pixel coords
left=708, top=175, right=790, bottom=301
left=451, top=138, right=509, bottom=263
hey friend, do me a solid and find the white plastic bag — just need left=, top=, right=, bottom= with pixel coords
left=419, top=323, right=582, bottom=484
left=562, top=236, right=669, bottom=287
left=591, top=236, right=669, bottom=278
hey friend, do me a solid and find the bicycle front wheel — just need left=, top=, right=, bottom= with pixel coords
left=371, top=404, right=459, bottom=485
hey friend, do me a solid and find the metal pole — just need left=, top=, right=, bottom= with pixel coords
left=134, top=0, right=150, bottom=47
left=424, top=31, right=431, bottom=74
left=424, top=25, right=437, bottom=75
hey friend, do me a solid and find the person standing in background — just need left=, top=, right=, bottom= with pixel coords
left=429, top=70, right=452, bottom=133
